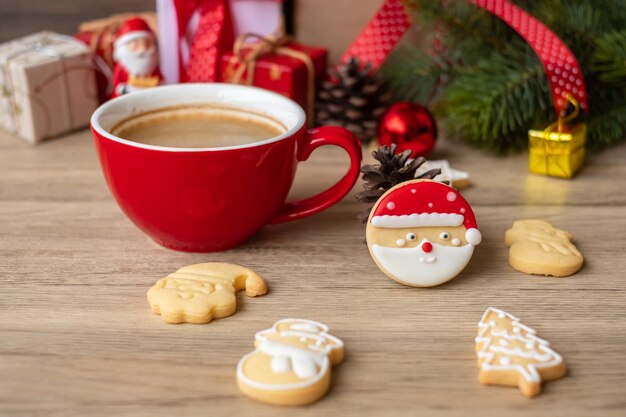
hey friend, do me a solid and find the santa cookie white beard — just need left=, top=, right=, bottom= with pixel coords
left=366, top=179, right=481, bottom=287
left=371, top=240, right=475, bottom=287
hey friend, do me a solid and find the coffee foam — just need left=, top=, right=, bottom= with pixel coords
left=110, top=104, right=287, bottom=149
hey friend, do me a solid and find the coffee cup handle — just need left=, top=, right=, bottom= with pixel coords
left=270, top=126, right=362, bottom=224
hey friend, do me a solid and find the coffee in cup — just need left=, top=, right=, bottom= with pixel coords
left=110, top=105, right=286, bottom=148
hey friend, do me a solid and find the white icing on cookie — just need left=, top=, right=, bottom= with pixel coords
left=260, top=340, right=324, bottom=379
left=371, top=241, right=475, bottom=287
left=237, top=351, right=330, bottom=392
left=271, top=355, right=290, bottom=373
left=289, top=322, right=324, bottom=333
left=371, top=213, right=464, bottom=229
left=236, top=319, right=344, bottom=392
left=476, top=307, right=563, bottom=384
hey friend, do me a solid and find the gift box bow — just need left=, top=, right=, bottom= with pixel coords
left=224, top=30, right=316, bottom=122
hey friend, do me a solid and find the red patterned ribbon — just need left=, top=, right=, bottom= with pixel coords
left=339, top=0, right=587, bottom=115
left=338, top=0, right=410, bottom=71
left=176, top=0, right=234, bottom=82
left=470, top=0, right=588, bottom=114
left=172, top=0, right=198, bottom=81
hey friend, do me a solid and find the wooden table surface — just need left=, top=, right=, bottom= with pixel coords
left=1, top=128, right=625, bottom=417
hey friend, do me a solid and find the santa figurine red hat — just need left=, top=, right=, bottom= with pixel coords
left=111, top=17, right=162, bottom=99
left=366, top=180, right=482, bottom=287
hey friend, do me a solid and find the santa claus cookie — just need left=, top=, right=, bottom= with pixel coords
left=366, top=179, right=481, bottom=287
left=237, top=319, right=344, bottom=406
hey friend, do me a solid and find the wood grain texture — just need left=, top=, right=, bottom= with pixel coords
left=1, top=127, right=625, bottom=417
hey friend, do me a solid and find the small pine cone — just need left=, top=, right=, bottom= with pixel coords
left=355, top=144, right=448, bottom=222
left=316, top=57, right=392, bottom=144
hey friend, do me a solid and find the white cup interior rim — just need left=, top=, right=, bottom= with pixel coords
left=90, top=83, right=306, bottom=152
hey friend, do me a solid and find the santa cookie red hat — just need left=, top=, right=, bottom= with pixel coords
left=114, top=17, right=154, bottom=50
left=369, top=180, right=482, bottom=245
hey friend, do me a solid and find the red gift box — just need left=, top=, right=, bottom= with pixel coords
left=74, top=31, right=113, bottom=103
left=220, top=38, right=327, bottom=123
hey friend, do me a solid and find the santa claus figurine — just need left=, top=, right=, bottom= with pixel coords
left=111, top=17, right=162, bottom=99
left=366, top=180, right=482, bottom=287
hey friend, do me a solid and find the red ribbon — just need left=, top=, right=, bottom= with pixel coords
left=339, top=0, right=588, bottom=115
left=338, top=0, right=410, bottom=72
left=470, top=0, right=588, bottom=114
left=173, top=0, right=234, bottom=82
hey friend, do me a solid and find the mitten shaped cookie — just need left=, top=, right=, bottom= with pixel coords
left=237, top=319, right=344, bottom=406
left=147, top=263, right=267, bottom=324
left=505, top=220, right=583, bottom=277
left=476, top=307, right=566, bottom=397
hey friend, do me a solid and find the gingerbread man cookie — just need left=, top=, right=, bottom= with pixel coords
left=505, top=220, right=583, bottom=277
left=237, top=319, right=344, bottom=406
left=147, top=263, right=267, bottom=324
left=366, top=179, right=481, bottom=287
left=476, top=307, right=566, bottom=397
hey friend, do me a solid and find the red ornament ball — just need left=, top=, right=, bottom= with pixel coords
left=377, top=102, right=437, bottom=157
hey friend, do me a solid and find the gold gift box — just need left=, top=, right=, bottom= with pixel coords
left=528, top=122, right=586, bottom=179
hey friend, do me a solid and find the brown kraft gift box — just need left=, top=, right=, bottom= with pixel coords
left=0, top=31, right=98, bottom=144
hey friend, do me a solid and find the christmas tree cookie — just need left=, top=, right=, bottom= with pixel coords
left=476, top=307, right=566, bottom=397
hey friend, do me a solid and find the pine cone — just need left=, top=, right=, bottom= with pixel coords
left=355, top=144, right=447, bottom=222
left=316, top=57, right=392, bottom=143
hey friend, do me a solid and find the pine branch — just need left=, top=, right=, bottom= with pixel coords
left=407, top=0, right=530, bottom=66
left=592, top=30, right=626, bottom=87
left=531, top=0, right=626, bottom=36
left=587, top=91, right=626, bottom=149
left=381, top=0, right=626, bottom=153
left=439, top=47, right=552, bottom=153
left=381, top=46, right=459, bottom=105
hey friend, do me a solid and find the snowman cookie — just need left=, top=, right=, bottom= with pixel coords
left=366, top=179, right=481, bottom=287
left=237, top=319, right=344, bottom=406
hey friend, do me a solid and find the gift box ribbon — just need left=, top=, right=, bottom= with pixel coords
left=174, top=0, right=235, bottom=82
left=225, top=29, right=316, bottom=122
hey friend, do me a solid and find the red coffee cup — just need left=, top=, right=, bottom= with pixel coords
left=91, top=83, right=362, bottom=252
